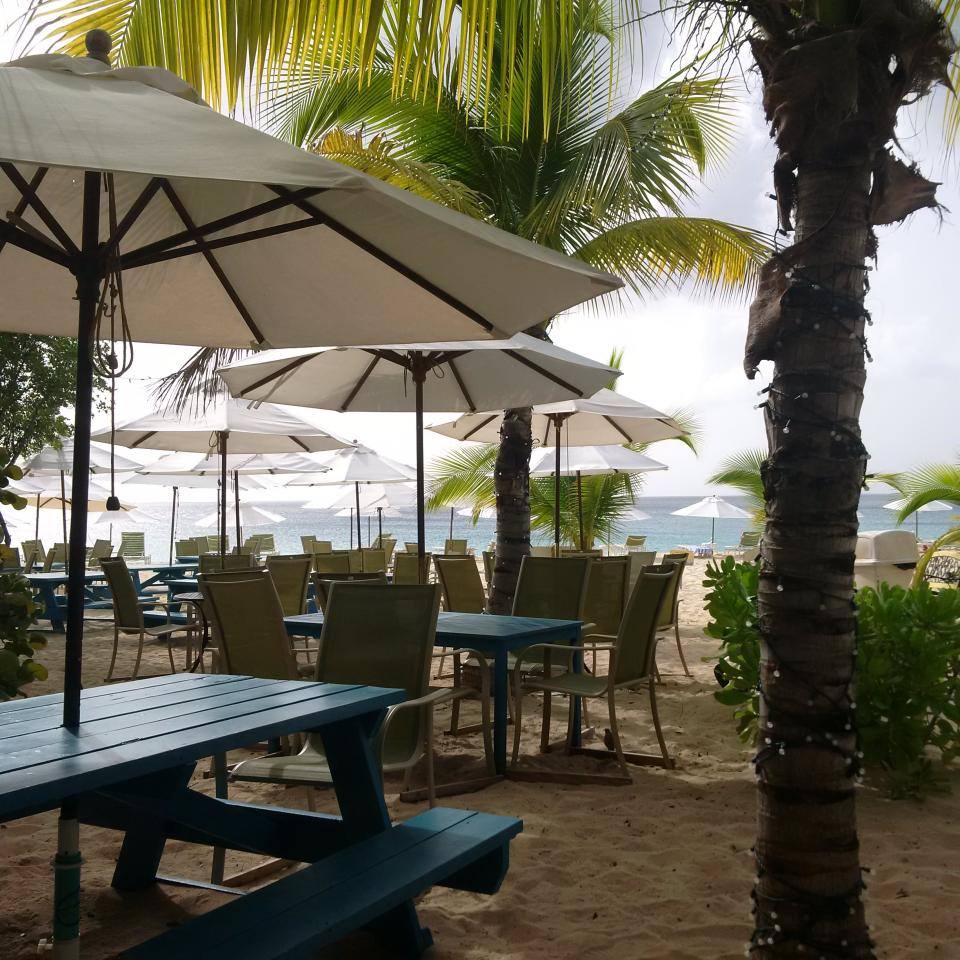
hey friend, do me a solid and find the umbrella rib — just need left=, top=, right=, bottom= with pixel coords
left=288, top=436, right=310, bottom=452
left=118, top=186, right=327, bottom=266
left=267, top=185, right=495, bottom=335
left=463, top=414, right=497, bottom=441
left=446, top=358, right=476, bottom=412
left=111, top=177, right=165, bottom=247
left=129, top=431, right=157, bottom=449
left=235, top=352, right=316, bottom=397
left=159, top=180, right=265, bottom=345
left=0, top=167, right=47, bottom=257
left=0, top=214, right=73, bottom=268
left=504, top=351, right=584, bottom=397
left=340, top=354, right=381, bottom=411
left=0, top=163, right=79, bottom=257
left=602, top=415, right=633, bottom=443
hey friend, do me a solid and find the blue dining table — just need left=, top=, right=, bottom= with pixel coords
left=285, top=611, right=583, bottom=774
left=0, top=674, right=520, bottom=957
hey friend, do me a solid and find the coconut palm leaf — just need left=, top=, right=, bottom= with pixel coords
left=875, top=462, right=960, bottom=524
left=708, top=448, right=766, bottom=525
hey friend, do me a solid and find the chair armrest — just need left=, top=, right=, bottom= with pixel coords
left=430, top=646, right=491, bottom=671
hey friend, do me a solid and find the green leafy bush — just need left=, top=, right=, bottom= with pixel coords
left=704, top=559, right=960, bottom=797
left=0, top=571, right=46, bottom=700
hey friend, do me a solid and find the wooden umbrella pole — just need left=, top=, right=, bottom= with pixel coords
left=553, top=416, right=562, bottom=556
left=412, top=353, right=428, bottom=583
left=354, top=481, right=361, bottom=549
left=168, top=485, right=178, bottom=564
left=233, top=470, right=241, bottom=547
left=218, top=431, right=228, bottom=559
left=449, top=506, right=454, bottom=540
left=35, top=492, right=40, bottom=540
left=378, top=506, right=383, bottom=545
left=60, top=470, right=68, bottom=571
left=576, top=470, right=585, bottom=552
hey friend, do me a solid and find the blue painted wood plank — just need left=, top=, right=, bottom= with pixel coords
left=123, top=808, right=521, bottom=960
left=0, top=684, right=403, bottom=822
left=0, top=681, right=366, bottom=774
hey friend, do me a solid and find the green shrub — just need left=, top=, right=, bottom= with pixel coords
left=704, top=559, right=960, bottom=797
left=0, top=570, right=46, bottom=700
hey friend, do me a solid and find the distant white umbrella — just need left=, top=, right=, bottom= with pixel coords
left=529, top=445, right=667, bottom=550
left=671, top=495, right=752, bottom=544
left=220, top=334, right=618, bottom=571
left=458, top=506, right=497, bottom=520
left=883, top=497, right=952, bottom=537
left=621, top=506, right=652, bottom=523
left=12, top=477, right=136, bottom=544
left=196, top=504, right=285, bottom=530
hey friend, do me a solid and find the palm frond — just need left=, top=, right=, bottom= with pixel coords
left=875, top=462, right=960, bottom=524
left=151, top=347, right=250, bottom=416
left=426, top=443, right=498, bottom=512
left=708, top=447, right=767, bottom=526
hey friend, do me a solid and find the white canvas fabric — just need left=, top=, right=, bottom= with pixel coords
left=672, top=495, right=752, bottom=519
left=195, top=504, right=284, bottom=528
left=21, top=439, right=142, bottom=474
left=91, top=399, right=351, bottom=454
left=429, top=388, right=685, bottom=445
left=134, top=450, right=333, bottom=478
left=883, top=498, right=951, bottom=513
left=217, top=334, right=619, bottom=412
left=0, top=54, right=621, bottom=348
left=529, top=445, right=668, bottom=476
left=285, top=446, right=416, bottom=485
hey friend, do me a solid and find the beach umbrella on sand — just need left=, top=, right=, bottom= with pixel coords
left=883, top=498, right=952, bottom=538
left=286, top=446, right=415, bottom=547
left=434, top=390, right=683, bottom=553
left=196, top=503, right=284, bottom=531
left=671, top=495, right=751, bottom=545
left=529, top=445, right=667, bottom=550
left=219, top=335, right=619, bottom=578
left=303, top=481, right=416, bottom=545
left=94, top=400, right=349, bottom=556
left=0, top=35, right=619, bottom=953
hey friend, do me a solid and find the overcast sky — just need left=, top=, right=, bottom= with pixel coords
left=2, top=3, right=956, bottom=498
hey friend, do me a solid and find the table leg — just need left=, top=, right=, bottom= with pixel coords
left=210, top=754, right=228, bottom=883
left=112, top=764, right=195, bottom=891
left=570, top=637, right=583, bottom=750
left=321, top=713, right=432, bottom=955
left=37, top=583, right=64, bottom=632
left=493, top=648, right=508, bottom=775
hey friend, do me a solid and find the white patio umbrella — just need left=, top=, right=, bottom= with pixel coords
left=883, top=498, right=952, bottom=537
left=12, top=477, right=136, bottom=543
left=88, top=507, right=160, bottom=547
left=431, top=388, right=684, bottom=553
left=286, top=446, right=415, bottom=547
left=621, top=506, right=652, bottom=522
left=0, top=37, right=620, bottom=949
left=219, top=335, right=618, bottom=575
left=196, top=504, right=285, bottom=530
left=671, top=495, right=752, bottom=544
left=529, top=445, right=667, bottom=550
left=93, top=399, right=350, bottom=555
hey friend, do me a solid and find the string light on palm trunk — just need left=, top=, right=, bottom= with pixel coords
left=92, top=174, right=135, bottom=512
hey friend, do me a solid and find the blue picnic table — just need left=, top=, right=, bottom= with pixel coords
left=26, top=571, right=107, bottom=631
left=125, top=562, right=199, bottom=594
left=285, top=611, right=583, bottom=775
left=0, top=674, right=521, bottom=958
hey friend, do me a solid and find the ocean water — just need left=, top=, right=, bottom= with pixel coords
left=51, top=492, right=953, bottom=561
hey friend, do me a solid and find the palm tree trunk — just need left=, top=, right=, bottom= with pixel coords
left=489, top=407, right=532, bottom=613
left=753, top=161, right=872, bottom=957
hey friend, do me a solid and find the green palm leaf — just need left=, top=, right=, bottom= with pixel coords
left=875, top=462, right=960, bottom=524
left=708, top=448, right=766, bottom=526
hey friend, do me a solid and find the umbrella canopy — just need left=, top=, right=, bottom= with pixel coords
left=883, top=497, right=953, bottom=537
left=430, top=387, right=685, bottom=446
left=88, top=506, right=158, bottom=530
left=219, top=335, right=618, bottom=571
left=0, top=53, right=621, bottom=349
left=20, top=439, right=142, bottom=474
left=529, top=445, right=668, bottom=476
left=672, top=495, right=752, bottom=544
left=529, top=445, right=667, bottom=550
left=195, top=504, right=284, bottom=529
left=13, top=478, right=135, bottom=513
left=621, top=506, right=652, bottom=523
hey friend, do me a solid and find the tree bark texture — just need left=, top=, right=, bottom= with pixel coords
left=490, top=406, right=532, bottom=614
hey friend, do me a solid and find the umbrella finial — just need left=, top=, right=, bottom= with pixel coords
left=85, top=29, right=113, bottom=65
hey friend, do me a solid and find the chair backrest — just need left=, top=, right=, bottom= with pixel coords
left=663, top=550, right=690, bottom=564
left=90, top=539, right=113, bottom=560
left=613, top=566, right=674, bottom=685
left=625, top=535, right=647, bottom=549
left=318, top=583, right=440, bottom=766
left=200, top=571, right=298, bottom=679
left=739, top=530, right=761, bottom=548
left=300, top=535, right=317, bottom=553
left=119, top=531, right=145, bottom=556
left=512, top=556, right=591, bottom=622
left=45, top=543, right=67, bottom=572
left=22, top=547, right=38, bottom=572
left=582, top=556, right=631, bottom=636
left=100, top=557, right=143, bottom=630
left=481, top=550, right=495, bottom=586
left=197, top=534, right=227, bottom=553
left=374, top=537, right=397, bottom=565
left=360, top=548, right=387, bottom=573
left=314, top=552, right=351, bottom=575
left=254, top=533, right=277, bottom=553
left=175, top=538, right=199, bottom=558
left=529, top=545, right=554, bottom=558
left=199, top=552, right=257, bottom=574
left=0, top=545, right=21, bottom=569
left=240, top=537, right=259, bottom=555
left=654, top=557, right=686, bottom=629
left=443, top=538, right=468, bottom=556
left=265, top=554, right=312, bottom=616
left=311, top=540, right=333, bottom=555
left=435, top=557, right=485, bottom=613
left=22, top=539, right=44, bottom=562
left=626, top=550, right=657, bottom=591
left=393, top=551, right=423, bottom=585
left=331, top=548, right=362, bottom=572
left=311, top=571, right=387, bottom=613
left=561, top=548, right=602, bottom=558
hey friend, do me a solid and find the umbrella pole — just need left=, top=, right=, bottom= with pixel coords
left=576, top=470, right=585, bottom=552
left=218, top=432, right=228, bottom=559
left=367, top=515, right=371, bottom=547
left=378, top=507, right=383, bottom=545
left=60, top=470, right=68, bottom=571
left=554, top=417, right=561, bottom=556
left=412, top=354, right=427, bottom=583
left=449, top=506, right=454, bottom=541
left=355, top=481, right=362, bottom=550
left=55, top=168, right=102, bottom=960
left=168, top=486, right=178, bottom=564
left=233, top=471, right=241, bottom=547
left=35, top=492, right=40, bottom=540
left=349, top=508, right=354, bottom=549
left=711, top=516, right=716, bottom=545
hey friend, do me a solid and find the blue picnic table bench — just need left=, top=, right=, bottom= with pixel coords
left=285, top=611, right=584, bottom=775
left=0, top=674, right=521, bottom=958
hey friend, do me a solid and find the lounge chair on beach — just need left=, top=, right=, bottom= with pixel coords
left=730, top=530, right=761, bottom=560
left=444, top=538, right=469, bottom=556
left=512, top=565, right=675, bottom=782
left=625, top=534, right=647, bottom=551
left=119, top=530, right=148, bottom=562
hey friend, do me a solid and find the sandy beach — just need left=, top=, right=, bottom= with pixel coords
left=2, top=558, right=958, bottom=959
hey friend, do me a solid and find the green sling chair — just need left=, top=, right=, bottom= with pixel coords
left=311, top=571, right=387, bottom=614
left=655, top=555, right=690, bottom=677
left=264, top=554, right=312, bottom=616
left=360, top=548, right=387, bottom=573
left=511, top=565, right=675, bottom=783
left=100, top=557, right=197, bottom=681
left=443, top=538, right=469, bottom=556
left=313, top=552, right=351, bottom=575
left=580, top=556, right=631, bottom=672
left=229, top=582, right=493, bottom=807
left=393, top=551, right=424, bottom=585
